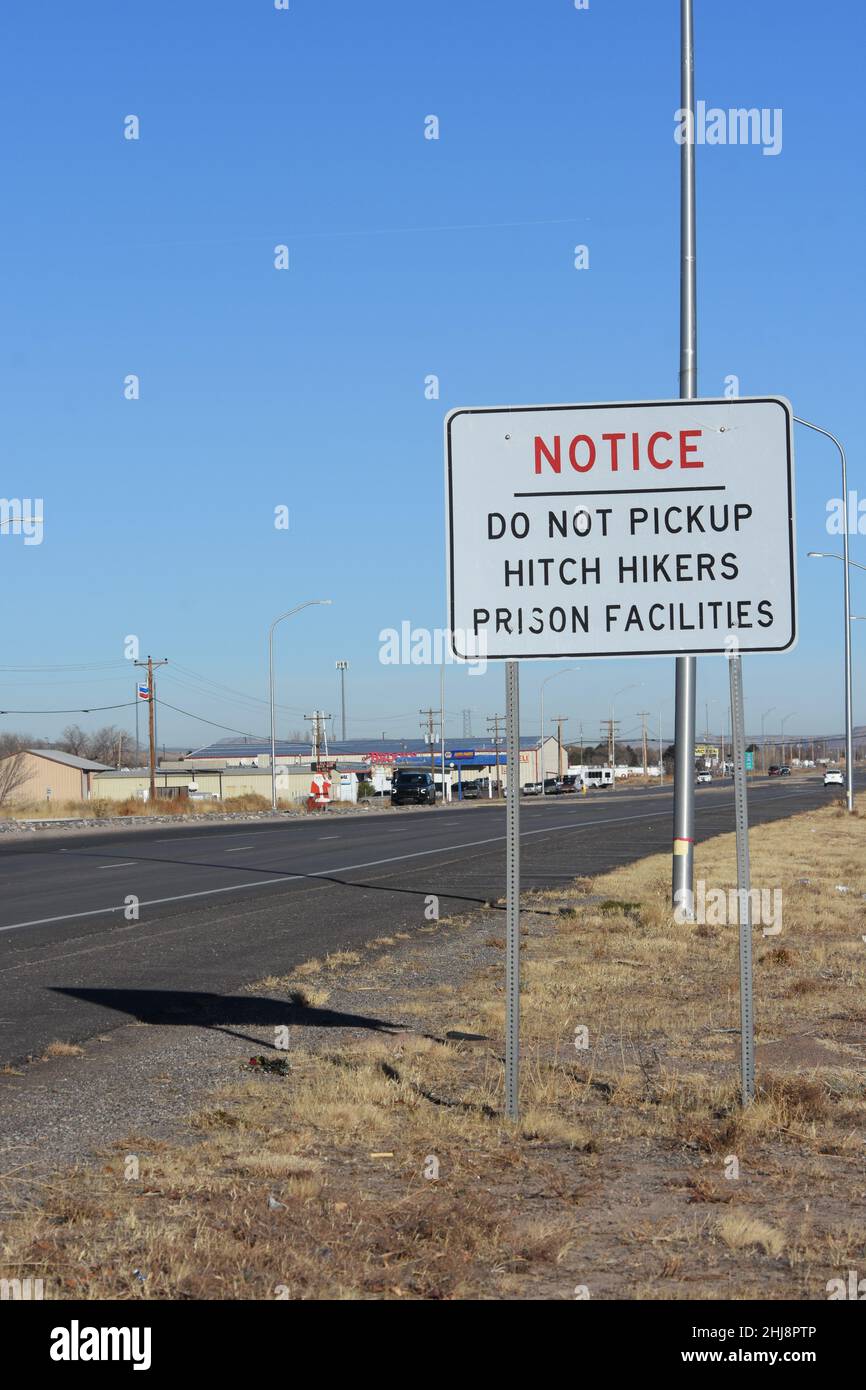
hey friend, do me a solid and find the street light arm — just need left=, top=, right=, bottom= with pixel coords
left=269, top=599, right=332, bottom=639
left=268, top=600, right=333, bottom=810
left=808, top=551, right=866, bottom=574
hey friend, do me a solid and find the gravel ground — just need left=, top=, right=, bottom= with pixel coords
left=0, top=903, right=504, bottom=1212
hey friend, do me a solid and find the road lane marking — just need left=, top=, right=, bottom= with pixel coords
left=0, top=809, right=662, bottom=933
left=99, top=862, right=136, bottom=869
left=0, top=787, right=836, bottom=936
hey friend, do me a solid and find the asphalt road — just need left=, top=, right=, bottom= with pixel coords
left=0, top=775, right=854, bottom=1064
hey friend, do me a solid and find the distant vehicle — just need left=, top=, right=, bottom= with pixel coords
left=391, top=769, right=437, bottom=806
left=768, top=764, right=781, bottom=777
left=581, top=768, right=614, bottom=791
left=778, top=766, right=791, bottom=776
left=460, top=779, right=481, bottom=799
left=824, top=768, right=844, bottom=787
left=695, top=771, right=712, bottom=784
left=522, top=781, right=542, bottom=796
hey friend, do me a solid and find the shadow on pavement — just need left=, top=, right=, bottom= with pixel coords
left=50, top=986, right=416, bottom=1051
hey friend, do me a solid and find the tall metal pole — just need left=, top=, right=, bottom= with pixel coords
left=336, top=660, right=348, bottom=742
left=672, top=0, right=698, bottom=915
left=797, top=418, right=855, bottom=812
left=269, top=600, right=332, bottom=811
left=540, top=683, right=545, bottom=794
left=505, top=659, right=520, bottom=1120
left=440, top=662, right=447, bottom=802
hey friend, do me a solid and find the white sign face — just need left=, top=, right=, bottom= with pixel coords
left=446, top=397, right=796, bottom=660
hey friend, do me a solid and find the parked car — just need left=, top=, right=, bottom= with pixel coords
left=391, top=769, right=437, bottom=806
left=695, top=771, right=712, bottom=784
left=460, top=779, right=481, bottom=799
left=522, top=781, right=542, bottom=796
left=823, top=768, right=844, bottom=787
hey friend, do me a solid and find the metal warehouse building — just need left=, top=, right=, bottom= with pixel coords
left=173, top=735, right=566, bottom=790
left=0, top=748, right=112, bottom=804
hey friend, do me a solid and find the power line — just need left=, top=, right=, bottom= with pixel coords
left=0, top=701, right=137, bottom=714
left=153, top=699, right=270, bottom=740
left=0, top=661, right=127, bottom=672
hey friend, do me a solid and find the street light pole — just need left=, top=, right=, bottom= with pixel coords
left=269, top=600, right=332, bottom=811
left=795, top=414, right=854, bottom=813
left=336, top=660, right=348, bottom=741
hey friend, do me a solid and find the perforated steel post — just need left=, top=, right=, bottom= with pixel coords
left=729, top=653, right=755, bottom=1104
left=505, top=659, right=520, bottom=1120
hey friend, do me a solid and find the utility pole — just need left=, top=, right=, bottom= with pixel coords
left=672, top=0, right=698, bottom=914
left=134, top=656, right=168, bottom=803
left=487, top=713, right=504, bottom=797
left=550, top=715, right=568, bottom=782
left=462, top=709, right=473, bottom=738
left=600, top=717, right=619, bottom=778
left=420, top=707, right=440, bottom=793
left=638, top=711, right=651, bottom=778
left=335, top=661, right=348, bottom=741
left=305, top=711, right=332, bottom=770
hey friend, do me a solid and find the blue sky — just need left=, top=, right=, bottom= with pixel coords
left=0, top=0, right=863, bottom=752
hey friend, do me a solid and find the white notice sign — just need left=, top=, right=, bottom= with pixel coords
left=445, top=397, right=796, bottom=660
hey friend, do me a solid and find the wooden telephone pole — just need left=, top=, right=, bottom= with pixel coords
left=486, top=713, right=504, bottom=797
left=550, top=715, right=568, bottom=783
left=420, top=707, right=441, bottom=793
left=134, top=656, right=168, bottom=803
left=305, top=711, right=332, bottom=770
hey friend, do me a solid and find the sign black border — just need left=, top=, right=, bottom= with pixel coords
left=445, top=396, right=797, bottom=661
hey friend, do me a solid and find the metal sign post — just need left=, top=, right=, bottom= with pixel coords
left=505, top=659, right=520, bottom=1120
left=728, top=652, right=755, bottom=1104
left=673, top=0, right=698, bottom=918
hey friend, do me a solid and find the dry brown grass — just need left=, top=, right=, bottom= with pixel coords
left=1, top=798, right=863, bottom=1300
left=40, top=1041, right=84, bottom=1059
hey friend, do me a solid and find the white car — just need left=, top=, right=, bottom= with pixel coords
left=823, top=768, right=844, bottom=787
left=695, top=771, right=712, bottom=784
